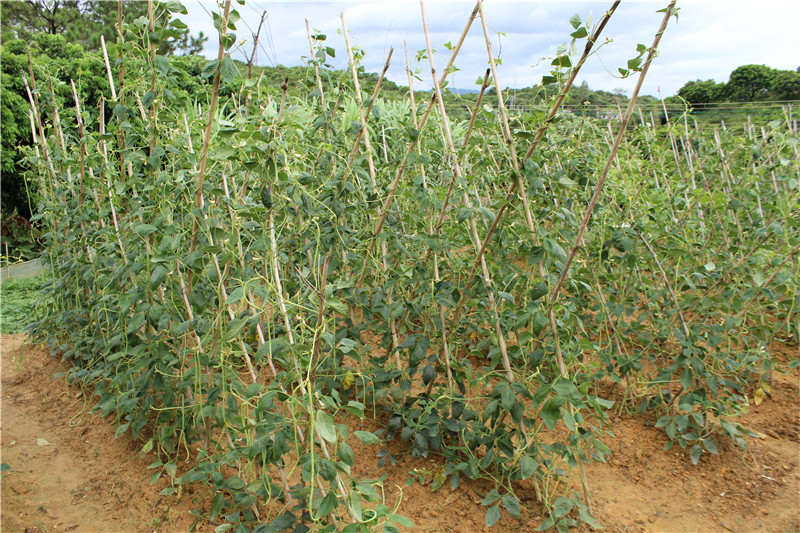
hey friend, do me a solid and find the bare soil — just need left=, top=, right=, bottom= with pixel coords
left=1, top=334, right=196, bottom=533
left=2, top=333, right=799, bottom=532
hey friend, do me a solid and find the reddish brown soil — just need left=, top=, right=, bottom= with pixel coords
left=2, top=333, right=798, bottom=532
left=1, top=335, right=197, bottom=533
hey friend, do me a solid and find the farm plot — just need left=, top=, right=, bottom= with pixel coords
left=15, top=0, right=799, bottom=531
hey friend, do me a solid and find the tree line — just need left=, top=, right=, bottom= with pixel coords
left=676, top=64, right=800, bottom=108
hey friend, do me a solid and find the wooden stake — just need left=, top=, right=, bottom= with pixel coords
left=546, top=1, right=678, bottom=317
left=100, top=36, right=117, bottom=100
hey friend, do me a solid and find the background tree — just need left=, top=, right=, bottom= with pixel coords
left=726, top=64, right=776, bottom=101
left=677, top=79, right=726, bottom=107
left=0, top=0, right=207, bottom=54
left=0, top=0, right=82, bottom=41
left=770, top=70, right=800, bottom=101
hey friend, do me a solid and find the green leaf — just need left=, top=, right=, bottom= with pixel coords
left=569, top=13, right=581, bottom=29
left=501, top=386, right=515, bottom=410
left=562, top=410, right=575, bottom=431
left=481, top=488, right=502, bottom=506
left=201, top=59, right=219, bottom=79
left=154, top=55, right=170, bottom=76
left=530, top=281, right=548, bottom=300
left=162, top=0, right=187, bottom=14
left=557, top=176, right=578, bottom=188
left=578, top=505, right=602, bottom=528
left=353, top=430, right=379, bottom=445
left=348, top=491, right=363, bottom=522
left=528, top=246, right=545, bottom=264
left=211, top=493, right=225, bottom=520
left=531, top=310, right=547, bottom=336
left=703, top=437, right=719, bottom=455
left=503, top=495, right=521, bottom=518
left=112, top=104, right=128, bottom=121
left=544, top=238, right=567, bottom=262
left=476, top=206, right=495, bottom=222
left=223, top=318, right=247, bottom=342
left=552, top=380, right=580, bottom=402
left=126, top=313, right=146, bottom=335
left=536, top=516, right=555, bottom=531
left=680, top=368, right=693, bottom=390
left=140, top=439, right=154, bottom=456
left=327, top=297, right=348, bottom=316
left=497, top=291, right=515, bottom=304
left=260, top=187, right=272, bottom=209
left=422, top=364, right=436, bottom=386
left=220, top=31, right=236, bottom=50
left=520, top=456, right=537, bottom=479
left=388, top=514, right=414, bottom=527
left=318, top=491, right=338, bottom=517
left=316, top=411, right=337, bottom=443
left=134, top=224, right=157, bottom=237
left=551, top=55, right=571, bottom=68
left=150, top=265, right=168, bottom=290
left=220, top=57, right=237, bottom=84
left=540, top=399, right=562, bottom=430
left=224, top=477, right=244, bottom=490
left=337, top=441, right=355, bottom=466
left=114, top=422, right=130, bottom=438
left=226, top=286, right=245, bottom=305
left=570, top=27, right=588, bottom=39
left=337, top=338, right=357, bottom=354
left=485, top=505, right=501, bottom=527
left=553, top=496, right=573, bottom=518
left=690, top=444, right=703, bottom=464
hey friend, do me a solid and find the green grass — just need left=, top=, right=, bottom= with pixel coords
left=1, top=275, right=43, bottom=334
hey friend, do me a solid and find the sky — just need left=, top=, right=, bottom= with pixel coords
left=176, top=1, right=800, bottom=98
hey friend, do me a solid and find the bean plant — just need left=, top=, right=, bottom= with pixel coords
left=23, top=0, right=798, bottom=531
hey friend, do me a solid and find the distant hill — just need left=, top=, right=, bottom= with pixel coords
left=449, top=87, right=481, bottom=95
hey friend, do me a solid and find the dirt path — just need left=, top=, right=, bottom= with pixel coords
left=1, top=334, right=193, bottom=533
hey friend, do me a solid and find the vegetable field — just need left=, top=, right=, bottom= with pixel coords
left=19, top=0, right=799, bottom=531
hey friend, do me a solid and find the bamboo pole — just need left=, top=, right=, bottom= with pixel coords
left=356, top=1, right=481, bottom=286
left=190, top=0, right=233, bottom=254
left=420, top=0, right=515, bottom=383
left=100, top=35, right=117, bottom=101
left=464, top=0, right=621, bottom=288
left=545, top=1, right=678, bottom=318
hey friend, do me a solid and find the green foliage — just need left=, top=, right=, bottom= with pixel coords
left=0, top=0, right=206, bottom=55
left=16, top=3, right=800, bottom=533
left=675, top=64, right=800, bottom=109
left=727, top=64, right=777, bottom=101
left=677, top=79, right=727, bottom=107
left=0, top=29, right=208, bottom=232
left=771, top=70, right=800, bottom=100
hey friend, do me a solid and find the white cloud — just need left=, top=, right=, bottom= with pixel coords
left=177, top=1, right=800, bottom=96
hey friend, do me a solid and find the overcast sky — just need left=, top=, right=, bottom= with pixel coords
left=176, top=1, right=800, bottom=98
